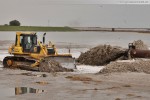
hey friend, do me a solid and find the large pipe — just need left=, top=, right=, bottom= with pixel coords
left=130, top=49, right=150, bottom=58
left=128, top=43, right=150, bottom=58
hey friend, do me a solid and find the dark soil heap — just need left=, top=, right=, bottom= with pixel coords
left=39, top=59, right=73, bottom=73
left=77, top=45, right=127, bottom=66
left=100, top=60, right=150, bottom=74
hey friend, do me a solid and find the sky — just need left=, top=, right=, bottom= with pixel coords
left=0, top=0, right=150, bottom=28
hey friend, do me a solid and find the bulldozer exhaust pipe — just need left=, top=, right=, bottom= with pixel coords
left=43, top=33, right=46, bottom=44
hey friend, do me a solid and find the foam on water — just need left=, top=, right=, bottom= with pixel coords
left=0, top=50, right=10, bottom=61
left=75, top=65, right=104, bottom=73
left=0, top=50, right=10, bottom=67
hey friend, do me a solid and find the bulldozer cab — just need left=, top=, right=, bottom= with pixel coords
left=15, top=33, right=37, bottom=53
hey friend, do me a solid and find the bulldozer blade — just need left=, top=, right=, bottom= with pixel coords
left=43, top=56, right=76, bottom=69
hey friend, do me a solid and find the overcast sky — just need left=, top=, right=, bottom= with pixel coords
left=0, top=0, right=150, bottom=28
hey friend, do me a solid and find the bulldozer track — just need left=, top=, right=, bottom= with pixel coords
left=3, top=56, right=38, bottom=71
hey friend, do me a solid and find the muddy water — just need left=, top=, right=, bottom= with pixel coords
left=0, top=31, right=150, bottom=66
left=1, top=31, right=150, bottom=47
left=0, top=86, right=44, bottom=100
left=15, top=87, right=45, bottom=95
left=45, top=31, right=150, bottom=47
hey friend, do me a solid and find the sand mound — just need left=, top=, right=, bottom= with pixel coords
left=39, top=59, right=73, bottom=73
left=99, top=40, right=150, bottom=74
left=133, top=40, right=148, bottom=50
left=77, top=45, right=127, bottom=66
left=99, top=60, right=150, bottom=74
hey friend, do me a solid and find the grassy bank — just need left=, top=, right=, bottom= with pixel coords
left=0, top=26, right=77, bottom=31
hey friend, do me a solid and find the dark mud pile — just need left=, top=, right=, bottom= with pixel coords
left=39, top=59, right=73, bottom=73
left=77, top=45, right=127, bottom=66
left=99, top=60, right=150, bottom=74
left=133, top=40, right=148, bottom=50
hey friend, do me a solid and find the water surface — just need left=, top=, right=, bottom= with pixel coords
left=0, top=31, right=150, bottom=48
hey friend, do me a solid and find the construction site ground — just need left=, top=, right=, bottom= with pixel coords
left=1, top=32, right=150, bottom=100
left=0, top=42, right=150, bottom=100
left=0, top=69, right=150, bottom=100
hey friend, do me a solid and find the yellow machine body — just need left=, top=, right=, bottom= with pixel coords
left=3, top=32, right=75, bottom=71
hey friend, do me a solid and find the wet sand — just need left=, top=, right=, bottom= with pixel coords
left=0, top=69, right=150, bottom=100
left=0, top=32, right=150, bottom=100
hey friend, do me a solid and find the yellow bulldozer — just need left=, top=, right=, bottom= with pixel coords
left=3, top=32, right=75, bottom=72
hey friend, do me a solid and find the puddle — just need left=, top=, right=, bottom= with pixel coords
left=15, top=87, right=45, bottom=95
left=35, top=81, right=49, bottom=85
left=0, top=86, right=45, bottom=99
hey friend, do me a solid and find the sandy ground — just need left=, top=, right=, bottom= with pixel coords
left=0, top=40, right=150, bottom=100
left=0, top=68, right=150, bottom=100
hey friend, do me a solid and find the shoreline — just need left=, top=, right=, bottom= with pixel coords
left=0, top=26, right=150, bottom=33
left=73, top=27, right=150, bottom=33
